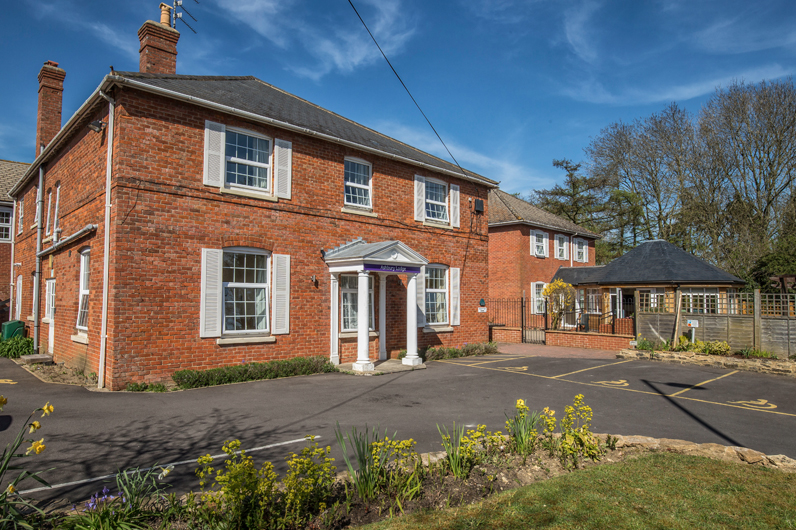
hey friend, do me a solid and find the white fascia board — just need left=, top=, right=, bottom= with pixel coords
left=488, top=220, right=601, bottom=240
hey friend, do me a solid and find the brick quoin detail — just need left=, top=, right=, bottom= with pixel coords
left=545, top=331, right=633, bottom=351
left=488, top=224, right=596, bottom=300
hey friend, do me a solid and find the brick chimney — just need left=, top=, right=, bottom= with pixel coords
left=138, top=3, right=180, bottom=74
left=36, top=60, right=66, bottom=156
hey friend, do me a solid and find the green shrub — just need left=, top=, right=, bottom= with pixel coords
left=702, top=340, right=731, bottom=356
left=172, top=356, right=337, bottom=389
left=423, top=342, right=498, bottom=362
left=0, top=336, right=34, bottom=359
left=505, top=399, right=540, bottom=460
left=738, top=347, right=778, bottom=359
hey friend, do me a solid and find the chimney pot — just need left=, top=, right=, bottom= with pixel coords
left=159, top=3, right=172, bottom=26
left=36, top=61, right=66, bottom=157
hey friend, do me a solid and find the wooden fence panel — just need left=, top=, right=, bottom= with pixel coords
left=637, top=313, right=676, bottom=342
left=761, top=319, right=793, bottom=358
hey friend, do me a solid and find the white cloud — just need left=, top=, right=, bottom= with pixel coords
left=563, top=0, right=601, bottom=64
left=694, top=18, right=796, bottom=55
left=374, top=121, right=548, bottom=190
left=34, top=1, right=138, bottom=60
left=563, top=64, right=793, bottom=105
left=466, top=0, right=546, bottom=23
left=214, top=0, right=415, bottom=80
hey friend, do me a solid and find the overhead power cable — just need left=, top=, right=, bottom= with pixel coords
left=346, top=0, right=467, bottom=178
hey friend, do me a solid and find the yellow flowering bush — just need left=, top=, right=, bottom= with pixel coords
left=505, top=398, right=541, bottom=461
left=542, top=279, right=575, bottom=329
left=556, top=395, right=603, bottom=469
left=281, top=437, right=336, bottom=528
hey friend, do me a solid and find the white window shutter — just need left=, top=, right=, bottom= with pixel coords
left=414, top=176, right=425, bottom=221
left=451, top=267, right=461, bottom=326
left=450, top=184, right=460, bottom=228
left=584, top=240, right=589, bottom=262
left=272, top=254, right=291, bottom=334
left=200, top=249, right=223, bottom=338
left=543, top=232, right=550, bottom=257
left=416, top=266, right=426, bottom=327
left=274, top=139, right=292, bottom=199
left=203, top=121, right=225, bottom=187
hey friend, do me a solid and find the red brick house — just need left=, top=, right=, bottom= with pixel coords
left=0, top=160, right=24, bottom=321
left=10, top=8, right=495, bottom=389
left=488, top=189, right=599, bottom=312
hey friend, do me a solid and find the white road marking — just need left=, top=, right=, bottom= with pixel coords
left=19, top=436, right=318, bottom=495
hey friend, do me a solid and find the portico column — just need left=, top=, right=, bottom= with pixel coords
left=378, top=273, right=387, bottom=360
left=353, top=270, right=374, bottom=371
left=403, top=272, right=422, bottom=366
left=330, top=273, right=340, bottom=365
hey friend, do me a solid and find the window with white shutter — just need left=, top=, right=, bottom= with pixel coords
left=450, top=184, right=460, bottom=228
left=555, top=235, right=569, bottom=260
left=531, top=230, right=548, bottom=258
left=574, top=238, right=588, bottom=263
left=414, top=176, right=426, bottom=221
left=532, top=282, right=546, bottom=314
left=343, top=158, right=372, bottom=209
left=425, top=266, right=449, bottom=325
left=271, top=254, right=291, bottom=334
left=450, top=267, right=461, bottom=325
left=76, top=249, right=90, bottom=330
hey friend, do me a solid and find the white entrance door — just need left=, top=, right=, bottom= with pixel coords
left=45, top=279, right=55, bottom=354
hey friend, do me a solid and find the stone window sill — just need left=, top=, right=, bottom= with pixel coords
left=219, top=186, right=278, bottom=202
left=71, top=333, right=88, bottom=345
left=341, top=206, right=377, bottom=218
left=26, top=316, right=34, bottom=322
left=423, top=220, right=453, bottom=230
left=423, top=326, right=454, bottom=334
left=339, top=330, right=379, bottom=339
left=42, top=317, right=51, bottom=324
left=217, top=335, right=276, bottom=345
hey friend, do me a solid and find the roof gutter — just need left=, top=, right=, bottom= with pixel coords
left=488, top=220, right=602, bottom=239
left=105, top=75, right=498, bottom=188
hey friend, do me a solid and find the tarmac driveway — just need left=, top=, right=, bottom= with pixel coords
left=0, top=348, right=794, bottom=506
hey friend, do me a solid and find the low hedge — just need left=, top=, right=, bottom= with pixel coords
left=172, top=356, right=338, bottom=389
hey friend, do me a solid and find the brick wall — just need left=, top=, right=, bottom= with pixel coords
left=545, top=331, right=633, bottom=351
left=488, top=225, right=596, bottom=300
left=491, top=327, right=521, bottom=343
left=10, top=87, right=492, bottom=389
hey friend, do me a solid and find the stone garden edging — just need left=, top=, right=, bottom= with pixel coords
left=617, top=349, right=796, bottom=377
left=603, top=433, right=796, bottom=473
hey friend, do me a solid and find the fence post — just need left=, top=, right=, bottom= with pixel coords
left=544, top=299, right=548, bottom=330
left=520, top=293, right=526, bottom=343
left=634, top=290, right=639, bottom=339
left=754, top=289, right=761, bottom=351
left=612, top=310, right=616, bottom=335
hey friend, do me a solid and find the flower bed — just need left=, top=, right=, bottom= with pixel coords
left=618, top=349, right=796, bottom=377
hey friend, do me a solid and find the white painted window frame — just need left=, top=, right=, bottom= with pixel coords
left=0, top=206, right=12, bottom=242
left=425, top=265, right=449, bottom=325
left=343, top=157, right=373, bottom=209
left=424, top=178, right=449, bottom=223
left=586, top=288, right=601, bottom=313
left=33, top=186, right=40, bottom=227
left=52, top=184, right=60, bottom=239
left=532, top=282, right=547, bottom=314
left=76, top=249, right=90, bottom=331
left=45, top=278, right=55, bottom=320
left=531, top=230, right=548, bottom=258
left=340, top=274, right=374, bottom=332
left=555, top=234, right=569, bottom=260
left=574, top=238, right=588, bottom=263
left=224, top=126, right=273, bottom=195
left=17, top=199, right=23, bottom=234
left=222, top=248, right=271, bottom=335
left=45, top=189, right=52, bottom=235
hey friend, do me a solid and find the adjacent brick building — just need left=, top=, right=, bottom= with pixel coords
left=10, top=8, right=496, bottom=389
left=488, top=189, right=599, bottom=310
left=0, top=160, right=24, bottom=320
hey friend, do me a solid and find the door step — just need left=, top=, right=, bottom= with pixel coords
left=21, top=354, right=54, bottom=365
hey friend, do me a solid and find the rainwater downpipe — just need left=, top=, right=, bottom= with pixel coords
left=33, top=166, right=44, bottom=354
left=97, top=91, right=115, bottom=389
left=8, top=199, right=17, bottom=324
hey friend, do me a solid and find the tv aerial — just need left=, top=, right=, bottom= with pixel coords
left=171, top=0, right=199, bottom=33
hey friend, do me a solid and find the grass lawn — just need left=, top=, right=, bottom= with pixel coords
left=362, top=454, right=796, bottom=530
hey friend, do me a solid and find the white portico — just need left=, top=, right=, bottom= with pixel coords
left=324, top=238, right=428, bottom=371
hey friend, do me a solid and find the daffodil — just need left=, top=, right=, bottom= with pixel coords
left=29, top=421, right=41, bottom=433
left=26, top=439, right=46, bottom=455
left=158, top=465, right=174, bottom=480
left=41, top=402, right=54, bottom=417
left=5, top=484, right=15, bottom=494
left=0, top=395, right=6, bottom=412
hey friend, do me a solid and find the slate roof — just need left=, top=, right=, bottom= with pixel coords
left=0, top=160, right=29, bottom=202
left=488, top=189, right=600, bottom=238
left=552, top=240, right=744, bottom=286
left=112, top=72, right=496, bottom=187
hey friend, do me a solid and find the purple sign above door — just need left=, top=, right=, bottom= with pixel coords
left=364, top=263, right=421, bottom=274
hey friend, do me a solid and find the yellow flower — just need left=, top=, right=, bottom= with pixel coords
left=517, top=399, right=525, bottom=407
left=158, top=465, right=174, bottom=480
left=41, top=402, right=54, bottom=417
left=0, top=395, right=6, bottom=411
left=6, top=484, right=15, bottom=494
left=29, top=421, right=41, bottom=433
left=26, top=439, right=46, bottom=455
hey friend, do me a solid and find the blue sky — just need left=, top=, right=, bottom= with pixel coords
left=1, top=0, right=794, bottom=194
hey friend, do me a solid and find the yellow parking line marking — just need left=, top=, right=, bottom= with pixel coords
left=438, top=361, right=796, bottom=417
left=667, top=371, right=739, bottom=397
left=593, top=379, right=629, bottom=387
left=728, top=398, right=777, bottom=410
left=552, top=360, right=633, bottom=378
left=0, top=379, right=17, bottom=385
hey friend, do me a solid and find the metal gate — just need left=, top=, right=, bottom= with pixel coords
left=488, top=298, right=546, bottom=344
